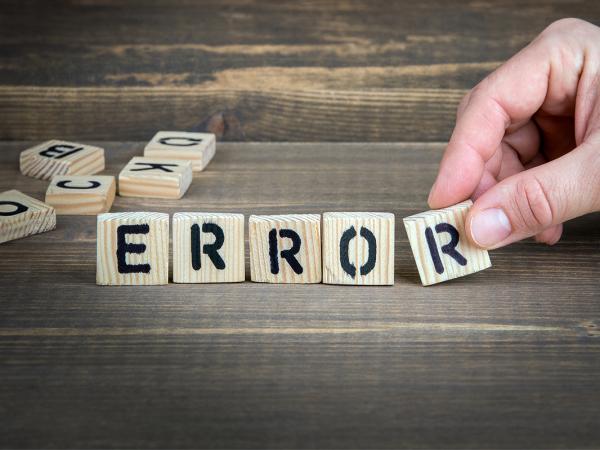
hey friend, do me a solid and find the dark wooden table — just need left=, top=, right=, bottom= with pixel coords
left=1, top=141, right=599, bottom=449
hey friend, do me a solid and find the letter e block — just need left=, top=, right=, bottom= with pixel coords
left=118, top=157, right=192, bottom=199
left=249, top=214, right=321, bottom=283
left=20, top=140, right=105, bottom=181
left=45, top=175, right=116, bottom=215
left=403, top=200, right=491, bottom=286
left=173, top=212, right=245, bottom=283
left=0, top=190, right=56, bottom=244
left=144, top=131, right=216, bottom=172
left=96, top=212, right=169, bottom=285
left=323, top=212, right=394, bottom=285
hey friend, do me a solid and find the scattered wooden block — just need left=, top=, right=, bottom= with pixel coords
left=20, top=140, right=105, bottom=181
left=322, top=212, right=394, bottom=285
left=249, top=214, right=321, bottom=283
left=144, top=131, right=216, bottom=172
left=96, top=212, right=169, bottom=285
left=173, top=212, right=245, bottom=283
left=0, top=190, right=56, bottom=244
left=403, top=200, right=491, bottom=286
left=118, top=157, right=192, bottom=199
left=45, top=175, right=116, bottom=215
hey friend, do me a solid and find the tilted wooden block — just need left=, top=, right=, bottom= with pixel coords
left=20, top=140, right=105, bottom=181
left=323, top=212, right=394, bottom=285
left=403, top=200, right=491, bottom=286
left=45, top=175, right=116, bottom=215
left=0, top=190, right=56, bottom=244
left=173, top=212, right=245, bottom=283
left=96, top=212, right=169, bottom=285
left=118, top=157, right=192, bottom=199
left=249, top=214, right=321, bottom=283
left=144, top=131, right=216, bottom=172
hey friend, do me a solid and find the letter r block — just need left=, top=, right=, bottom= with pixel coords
left=403, top=200, right=491, bottom=286
left=96, top=212, right=169, bottom=285
left=323, top=212, right=395, bottom=285
left=173, top=212, right=245, bottom=283
left=249, top=214, right=321, bottom=283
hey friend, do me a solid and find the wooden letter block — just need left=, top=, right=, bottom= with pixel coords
left=249, top=214, right=321, bottom=283
left=144, top=131, right=216, bottom=172
left=403, top=200, right=491, bottom=286
left=45, top=175, right=116, bottom=215
left=173, top=212, right=245, bottom=283
left=20, top=140, right=105, bottom=181
left=96, top=212, right=169, bottom=285
left=0, top=190, right=56, bottom=244
left=118, top=157, right=192, bottom=199
left=323, top=212, right=394, bottom=285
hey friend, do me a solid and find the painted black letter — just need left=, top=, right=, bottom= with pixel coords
left=191, top=222, right=226, bottom=271
left=425, top=222, right=467, bottom=275
left=116, top=224, right=151, bottom=274
left=0, top=201, right=28, bottom=216
left=39, top=144, right=83, bottom=159
left=269, top=228, right=303, bottom=275
left=56, top=180, right=101, bottom=189
left=159, top=137, right=203, bottom=146
left=359, top=227, right=377, bottom=275
left=339, top=226, right=377, bottom=278
left=131, top=162, right=178, bottom=172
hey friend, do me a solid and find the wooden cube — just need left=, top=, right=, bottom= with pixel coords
left=403, top=200, right=491, bottom=286
left=144, top=131, right=216, bottom=172
left=249, top=214, right=321, bottom=283
left=96, top=212, right=169, bottom=285
left=118, top=157, right=192, bottom=199
left=45, top=175, right=116, bottom=215
left=173, top=212, right=245, bottom=283
left=0, top=190, right=56, bottom=244
left=20, top=140, right=104, bottom=181
left=322, top=212, right=394, bottom=285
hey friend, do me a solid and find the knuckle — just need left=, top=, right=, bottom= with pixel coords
left=542, top=18, right=588, bottom=35
left=512, top=177, right=555, bottom=231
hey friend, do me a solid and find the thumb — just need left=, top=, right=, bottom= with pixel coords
left=466, top=141, right=600, bottom=249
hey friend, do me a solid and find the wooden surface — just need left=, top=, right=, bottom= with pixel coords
left=1, top=1, right=600, bottom=142
left=0, top=141, right=599, bottom=448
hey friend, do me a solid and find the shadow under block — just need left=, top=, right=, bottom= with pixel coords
left=45, top=175, right=116, bottom=215
left=173, top=212, right=245, bottom=283
left=0, top=190, right=56, bottom=244
left=96, top=212, right=169, bottom=285
left=144, top=131, right=216, bottom=172
left=118, top=157, right=192, bottom=199
left=403, top=200, right=492, bottom=286
left=20, top=140, right=105, bottom=181
left=323, top=212, right=395, bottom=285
left=249, top=214, right=322, bottom=284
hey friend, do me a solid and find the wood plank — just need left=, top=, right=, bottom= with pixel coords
left=1, top=0, right=599, bottom=141
left=0, top=141, right=599, bottom=448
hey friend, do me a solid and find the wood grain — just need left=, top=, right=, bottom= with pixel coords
left=1, top=142, right=599, bottom=448
left=1, top=1, right=599, bottom=141
left=144, top=131, right=216, bottom=172
left=45, top=175, right=116, bottom=215
left=118, top=156, right=193, bottom=199
left=0, top=189, right=56, bottom=243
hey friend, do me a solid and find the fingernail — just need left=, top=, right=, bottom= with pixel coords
left=470, top=208, right=511, bottom=248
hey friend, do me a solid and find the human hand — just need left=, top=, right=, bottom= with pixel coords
left=428, top=18, right=600, bottom=249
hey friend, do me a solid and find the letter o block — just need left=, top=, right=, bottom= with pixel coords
left=0, top=190, right=56, bottom=244
left=403, top=200, right=491, bottom=286
left=249, top=214, right=321, bottom=284
left=96, top=212, right=169, bottom=285
left=173, top=212, right=245, bottom=283
left=323, top=212, right=395, bottom=285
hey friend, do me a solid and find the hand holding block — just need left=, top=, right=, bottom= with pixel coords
left=403, top=200, right=491, bottom=286
left=144, top=131, right=216, bottom=172
left=323, top=212, right=394, bottom=285
left=249, top=214, right=321, bottom=283
left=96, top=212, right=169, bottom=285
left=45, top=175, right=116, bottom=215
left=173, top=212, right=245, bottom=283
left=118, top=157, right=192, bottom=199
left=20, top=140, right=104, bottom=180
left=0, top=190, right=56, bottom=244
